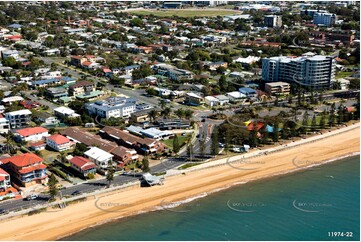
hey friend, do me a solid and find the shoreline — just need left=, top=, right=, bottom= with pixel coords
left=0, top=125, right=359, bottom=241
left=61, top=152, right=360, bottom=241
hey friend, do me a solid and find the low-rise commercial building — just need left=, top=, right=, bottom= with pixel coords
left=265, top=82, right=290, bottom=95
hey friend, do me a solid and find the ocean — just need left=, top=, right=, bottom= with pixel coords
left=63, top=155, right=360, bottom=241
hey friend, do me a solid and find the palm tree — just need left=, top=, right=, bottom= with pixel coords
left=148, top=110, right=158, bottom=123
left=159, top=99, right=167, bottom=109
left=161, top=107, right=172, bottom=118
left=106, top=161, right=115, bottom=188
left=4, top=131, right=16, bottom=154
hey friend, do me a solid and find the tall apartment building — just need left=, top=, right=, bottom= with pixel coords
left=262, top=55, right=335, bottom=89
left=313, top=12, right=336, bottom=26
left=85, top=97, right=137, bottom=119
left=264, top=15, right=282, bottom=28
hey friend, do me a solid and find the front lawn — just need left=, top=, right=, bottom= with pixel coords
left=162, top=135, right=191, bottom=149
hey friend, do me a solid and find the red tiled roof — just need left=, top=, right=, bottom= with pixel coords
left=0, top=167, right=9, bottom=181
left=69, top=156, right=96, bottom=171
left=19, top=163, right=46, bottom=174
left=71, top=55, right=83, bottom=60
left=82, top=61, right=93, bottom=66
left=0, top=153, right=43, bottom=167
left=16, top=127, right=48, bottom=137
left=70, top=80, right=94, bottom=88
left=103, top=68, right=112, bottom=73
left=29, top=141, right=46, bottom=147
left=47, top=134, right=70, bottom=145
left=6, top=35, right=22, bottom=39
left=247, top=121, right=265, bottom=131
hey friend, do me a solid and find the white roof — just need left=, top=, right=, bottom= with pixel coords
left=187, top=92, right=203, bottom=99
left=54, top=106, right=75, bottom=115
left=265, top=82, right=290, bottom=87
left=205, top=96, right=219, bottom=102
left=5, top=109, right=32, bottom=115
left=2, top=96, right=24, bottom=103
left=84, top=147, right=113, bottom=162
left=233, top=56, right=260, bottom=64
left=226, top=91, right=246, bottom=98
left=215, top=95, right=229, bottom=101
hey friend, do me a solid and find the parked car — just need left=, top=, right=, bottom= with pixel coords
left=25, top=194, right=38, bottom=200
left=71, top=190, right=82, bottom=196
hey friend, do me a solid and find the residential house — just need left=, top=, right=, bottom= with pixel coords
left=205, top=96, right=219, bottom=107
left=153, top=64, right=193, bottom=81
left=69, top=156, right=97, bottom=177
left=110, top=146, right=138, bottom=165
left=185, top=92, right=204, bottom=106
left=46, top=87, right=68, bottom=99
left=100, top=126, right=165, bottom=155
left=226, top=91, right=247, bottom=103
left=46, top=134, right=74, bottom=152
left=239, top=87, right=258, bottom=99
left=29, top=141, right=46, bottom=151
left=205, top=61, right=228, bottom=71
left=68, top=80, right=96, bottom=96
left=54, top=106, right=80, bottom=119
left=0, top=153, right=47, bottom=187
left=19, top=100, right=40, bottom=109
left=14, top=127, right=49, bottom=142
left=123, top=65, right=140, bottom=75
left=84, top=147, right=113, bottom=169
left=60, top=127, right=138, bottom=164
left=1, top=96, right=24, bottom=105
left=0, top=167, right=11, bottom=191
left=130, top=109, right=155, bottom=123
left=215, top=95, right=230, bottom=105
left=5, top=109, right=32, bottom=129
left=0, top=116, right=9, bottom=133
left=33, top=112, right=59, bottom=126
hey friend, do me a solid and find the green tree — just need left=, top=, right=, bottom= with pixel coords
left=106, top=161, right=115, bottom=188
left=68, top=100, right=85, bottom=114
left=311, top=115, right=317, bottom=132
left=146, top=88, right=158, bottom=96
left=147, top=110, right=159, bottom=123
left=302, top=111, right=309, bottom=132
left=73, top=143, right=88, bottom=156
left=173, top=135, right=180, bottom=154
left=273, top=120, right=279, bottom=142
left=48, top=128, right=56, bottom=135
left=48, top=173, right=59, bottom=200
left=211, top=128, right=219, bottom=156
left=141, top=155, right=150, bottom=172
left=218, top=75, right=228, bottom=93
left=161, top=107, right=171, bottom=118
left=2, top=57, right=17, bottom=68
left=319, top=112, right=326, bottom=129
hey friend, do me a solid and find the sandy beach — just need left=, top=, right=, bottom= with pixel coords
left=0, top=125, right=359, bottom=241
